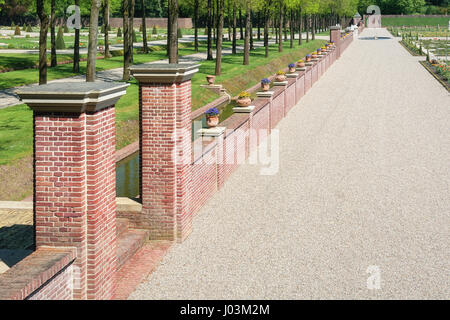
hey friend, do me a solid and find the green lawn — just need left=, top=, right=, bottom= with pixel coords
left=0, top=53, right=90, bottom=72
left=0, top=39, right=325, bottom=167
left=381, top=16, right=450, bottom=27
left=0, top=41, right=226, bottom=90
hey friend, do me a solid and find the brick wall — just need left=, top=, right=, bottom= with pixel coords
left=285, top=81, right=297, bottom=114
left=140, top=83, right=178, bottom=240
left=0, top=247, right=76, bottom=300
left=34, top=112, right=88, bottom=299
left=270, top=89, right=285, bottom=129
left=28, top=264, right=74, bottom=300
left=33, top=106, right=117, bottom=300
left=85, top=108, right=117, bottom=300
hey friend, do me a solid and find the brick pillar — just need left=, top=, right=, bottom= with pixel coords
left=17, top=82, right=129, bottom=300
left=130, top=63, right=199, bottom=242
left=330, top=26, right=341, bottom=58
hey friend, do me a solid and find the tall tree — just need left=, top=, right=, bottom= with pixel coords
left=206, top=0, right=213, bottom=60
left=129, top=0, right=135, bottom=63
left=86, top=0, right=101, bottom=82
left=278, top=0, right=282, bottom=52
left=37, top=0, right=49, bottom=85
left=141, top=0, right=148, bottom=53
left=232, top=0, right=237, bottom=54
left=243, top=1, right=250, bottom=65
left=122, top=0, right=130, bottom=80
left=168, top=0, right=178, bottom=63
left=73, top=0, right=80, bottom=73
left=215, top=0, right=224, bottom=75
left=103, top=0, right=111, bottom=58
left=193, top=0, right=199, bottom=51
left=50, top=0, right=57, bottom=67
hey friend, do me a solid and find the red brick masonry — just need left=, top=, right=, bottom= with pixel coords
left=0, top=247, right=76, bottom=300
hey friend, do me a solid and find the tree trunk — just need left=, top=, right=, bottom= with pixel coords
left=123, top=0, right=130, bottom=80
left=289, top=10, right=294, bottom=48
left=141, top=0, right=148, bottom=53
left=227, top=1, right=231, bottom=42
left=207, top=0, right=213, bottom=60
left=104, top=0, right=111, bottom=58
left=215, top=0, right=224, bottom=75
left=278, top=3, right=282, bottom=52
left=306, top=15, right=309, bottom=42
left=73, top=0, right=80, bottom=73
left=50, top=0, right=57, bottom=67
left=168, top=0, right=178, bottom=63
left=129, top=0, right=135, bottom=63
left=298, top=8, right=302, bottom=45
left=37, top=0, right=49, bottom=85
left=257, top=11, right=260, bottom=41
left=86, top=0, right=101, bottom=82
left=264, top=9, right=269, bottom=57
left=250, top=10, right=254, bottom=50
left=212, top=0, right=216, bottom=44
left=239, top=9, right=243, bottom=40
left=232, top=2, right=237, bottom=54
left=312, top=14, right=315, bottom=40
left=194, top=0, right=199, bottom=51
left=243, top=4, right=250, bottom=65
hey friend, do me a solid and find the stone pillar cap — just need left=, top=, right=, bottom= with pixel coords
left=16, top=81, right=129, bottom=113
left=330, top=26, right=341, bottom=30
left=130, top=63, right=200, bottom=84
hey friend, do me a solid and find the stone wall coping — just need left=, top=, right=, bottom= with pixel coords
left=16, top=82, right=129, bottom=113
left=130, top=63, right=200, bottom=84
left=0, top=247, right=76, bottom=300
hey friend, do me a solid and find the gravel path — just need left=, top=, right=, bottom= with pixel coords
left=130, top=28, right=450, bottom=300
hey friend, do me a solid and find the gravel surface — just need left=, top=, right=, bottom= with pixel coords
left=131, top=27, right=449, bottom=299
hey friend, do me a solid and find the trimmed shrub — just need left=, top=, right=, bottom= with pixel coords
left=10, top=22, right=15, bottom=30
left=56, top=26, right=66, bottom=49
left=177, top=28, right=182, bottom=38
left=64, top=24, right=69, bottom=33
left=26, top=24, right=32, bottom=32
left=152, top=25, right=158, bottom=35
left=110, top=49, right=124, bottom=57
left=117, top=27, right=122, bottom=37
left=14, top=25, right=21, bottom=36
left=132, top=29, right=137, bottom=42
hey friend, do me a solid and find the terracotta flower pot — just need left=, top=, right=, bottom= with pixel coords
left=206, top=115, right=219, bottom=128
left=206, top=75, right=215, bottom=85
left=275, top=74, right=286, bottom=82
left=236, top=97, right=252, bottom=107
left=289, top=67, right=296, bottom=73
left=312, top=54, right=318, bottom=59
left=261, top=83, right=270, bottom=91
left=305, top=57, right=311, bottom=62
left=297, top=62, right=305, bottom=68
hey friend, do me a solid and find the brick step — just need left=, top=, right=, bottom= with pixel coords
left=116, top=218, right=129, bottom=237
left=116, top=229, right=149, bottom=271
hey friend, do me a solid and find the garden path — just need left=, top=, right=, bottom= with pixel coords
left=130, top=28, right=450, bottom=299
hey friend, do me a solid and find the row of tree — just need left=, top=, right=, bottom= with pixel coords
left=33, top=0, right=361, bottom=85
left=35, top=0, right=438, bottom=85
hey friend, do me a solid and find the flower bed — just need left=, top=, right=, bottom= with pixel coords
left=420, top=60, right=450, bottom=91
